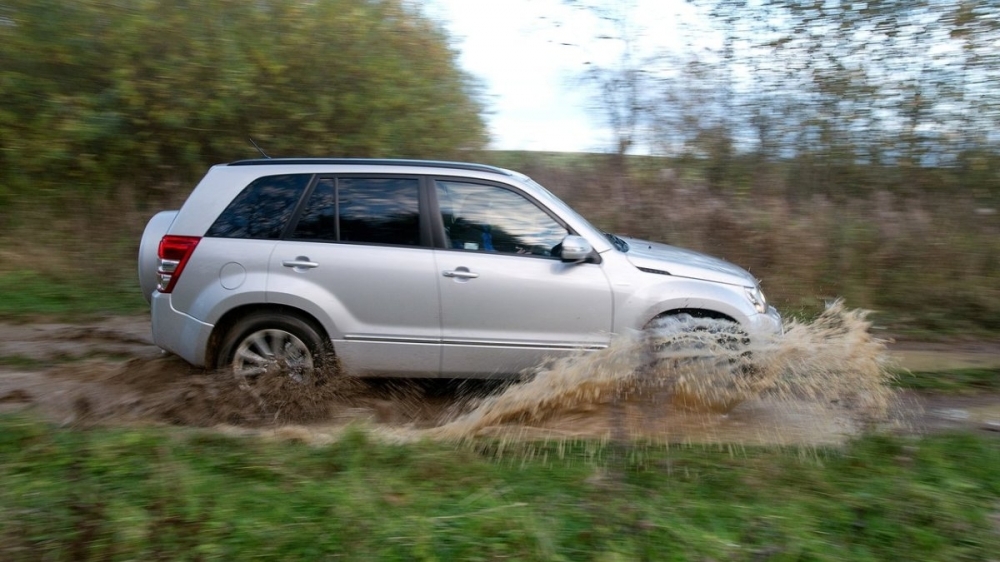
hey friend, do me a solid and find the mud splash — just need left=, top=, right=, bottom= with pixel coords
left=429, top=302, right=901, bottom=444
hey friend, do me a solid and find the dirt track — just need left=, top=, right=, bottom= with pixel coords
left=0, top=315, right=998, bottom=444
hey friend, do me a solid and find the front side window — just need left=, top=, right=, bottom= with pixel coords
left=436, top=181, right=569, bottom=256
left=291, top=177, right=421, bottom=246
left=206, top=174, right=311, bottom=239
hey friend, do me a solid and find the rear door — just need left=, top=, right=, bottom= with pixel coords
left=433, top=179, right=614, bottom=376
left=268, top=175, right=441, bottom=376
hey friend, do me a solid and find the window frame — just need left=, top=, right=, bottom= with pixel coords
left=282, top=173, right=434, bottom=249
left=429, top=177, right=577, bottom=259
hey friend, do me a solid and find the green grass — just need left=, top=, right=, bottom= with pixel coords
left=893, top=368, right=1000, bottom=394
left=1, top=417, right=998, bottom=561
left=0, top=271, right=146, bottom=320
left=0, top=355, right=49, bottom=370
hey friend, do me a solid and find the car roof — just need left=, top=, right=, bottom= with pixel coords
left=227, top=158, right=513, bottom=176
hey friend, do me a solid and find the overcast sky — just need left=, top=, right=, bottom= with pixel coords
left=424, top=0, right=604, bottom=152
left=424, top=0, right=705, bottom=153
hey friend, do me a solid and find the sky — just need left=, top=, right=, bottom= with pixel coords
left=424, top=0, right=703, bottom=153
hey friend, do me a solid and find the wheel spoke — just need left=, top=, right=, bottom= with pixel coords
left=237, top=365, right=267, bottom=377
left=251, top=333, right=273, bottom=357
left=238, top=348, right=267, bottom=365
left=230, top=327, right=314, bottom=382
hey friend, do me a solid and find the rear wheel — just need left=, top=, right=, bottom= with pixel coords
left=217, top=313, right=328, bottom=384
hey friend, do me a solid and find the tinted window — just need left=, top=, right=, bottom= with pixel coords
left=206, top=174, right=311, bottom=239
left=291, top=177, right=421, bottom=246
left=291, top=178, right=337, bottom=241
left=437, top=181, right=568, bottom=256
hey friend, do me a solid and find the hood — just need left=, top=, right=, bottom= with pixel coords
left=623, top=237, right=757, bottom=287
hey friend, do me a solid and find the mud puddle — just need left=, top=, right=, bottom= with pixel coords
left=0, top=305, right=996, bottom=445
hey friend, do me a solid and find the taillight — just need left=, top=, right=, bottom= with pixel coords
left=156, top=235, right=201, bottom=293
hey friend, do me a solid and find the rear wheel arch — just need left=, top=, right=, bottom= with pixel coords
left=207, top=304, right=331, bottom=369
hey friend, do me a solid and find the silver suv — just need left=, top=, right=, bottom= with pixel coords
left=138, top=159, right=781, bottom=380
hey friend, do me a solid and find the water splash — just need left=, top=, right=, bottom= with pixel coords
left=431, top=302, right=900, bottom=444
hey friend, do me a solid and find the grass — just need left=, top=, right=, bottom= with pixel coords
left=1, top=416, right=998, bottom=561
left=893, top=368, right=1000, bottom=394
left=0, top=355, right=50, bottom=370
left=0, top=271, right=146, bottom=320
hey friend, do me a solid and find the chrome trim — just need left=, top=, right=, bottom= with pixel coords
left=444, top=339, right=606, bottom=350
left=282, top=259, right=320, bottom=269
left=343, top=335, right=441, bottom=344
left=341, top=334, right=606, bottom=350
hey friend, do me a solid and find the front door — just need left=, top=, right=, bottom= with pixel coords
left=433, top=180, right=614, bottom=376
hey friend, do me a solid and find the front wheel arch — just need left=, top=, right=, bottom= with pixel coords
left=644, top=308, right=737, bottom=330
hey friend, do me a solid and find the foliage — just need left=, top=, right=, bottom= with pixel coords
left=560, top=1, right=1000, bottom=198
left=0, top=418, right=998, bottom=560
left=894, top=368, right=1000, bottom=394
left=0, top=0, right=486, bottom=210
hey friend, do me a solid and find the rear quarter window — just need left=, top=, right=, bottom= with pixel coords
left=205, top=174, right=311, bottom=239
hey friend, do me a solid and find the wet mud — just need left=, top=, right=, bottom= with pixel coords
left=0, top=305, right=998, bottom=445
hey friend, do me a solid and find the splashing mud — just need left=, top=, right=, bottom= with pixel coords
left=0, top=304, right=906, bottom=445
left=429, top=302, right=901, bottom=444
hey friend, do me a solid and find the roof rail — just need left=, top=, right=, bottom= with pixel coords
left=227, top=158, right=511, bottom=175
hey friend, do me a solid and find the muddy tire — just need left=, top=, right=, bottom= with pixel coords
left=643, top=313, right=754, bottom=413
left=217, top=312, right=328, bottom=384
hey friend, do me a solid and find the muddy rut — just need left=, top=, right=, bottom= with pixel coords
left=1, top=305, right=998, bottom=445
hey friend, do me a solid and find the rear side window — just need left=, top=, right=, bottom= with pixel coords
left=292, top=177, right=421, bottom=246
left=206, top=174, right=311, bottom=239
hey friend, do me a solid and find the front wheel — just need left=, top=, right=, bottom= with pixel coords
left=643, top=313, right=755, bottom=413
left=217, top=313, right=328, bottom=384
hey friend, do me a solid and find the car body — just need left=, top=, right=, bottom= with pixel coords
left=138, top=158, right=781, bottom=379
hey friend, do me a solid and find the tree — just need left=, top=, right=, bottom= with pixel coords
left=559, top=0, right=1000, bottom=196
left=695, top=0, right=1000, bottom=195
left=563, top=0, right=661, bottom=205
left=0, top=0, right=487, bottom=209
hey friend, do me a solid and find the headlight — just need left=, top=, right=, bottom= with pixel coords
left=744, top=285, right=768, bottom=314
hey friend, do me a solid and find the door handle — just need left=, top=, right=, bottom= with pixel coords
left=282, top=258, right=319, bottom=269
left=442, top=269, right=479, bottom=279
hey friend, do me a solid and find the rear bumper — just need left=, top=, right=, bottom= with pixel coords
left=150, top=292, right=214, bottom=367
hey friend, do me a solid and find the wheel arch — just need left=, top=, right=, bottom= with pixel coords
left=206, top=304, right=331, bottom=368
left=644, top=307, right=738, bottom=329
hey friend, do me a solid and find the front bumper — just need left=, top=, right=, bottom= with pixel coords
left=150, top=292, right=214, bottom=367
left=746, top=306, right=784, bottom=338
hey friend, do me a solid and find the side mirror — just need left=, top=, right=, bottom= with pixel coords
left=559, top=235, right=595, bottom=263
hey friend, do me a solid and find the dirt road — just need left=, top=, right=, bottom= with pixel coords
left=0, top=315, right=998, bottom=445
